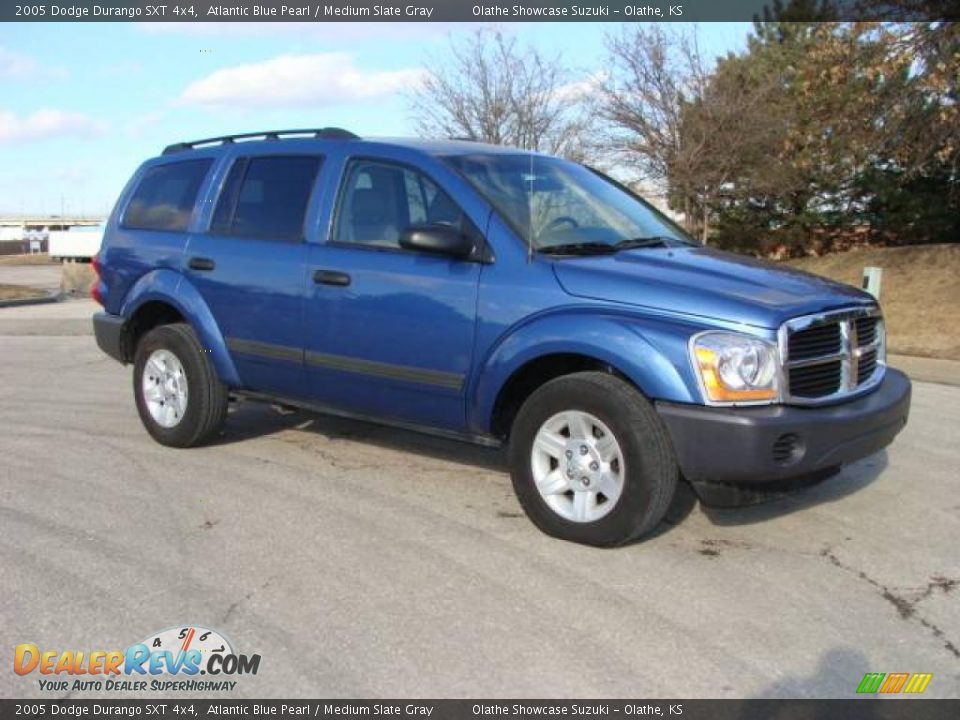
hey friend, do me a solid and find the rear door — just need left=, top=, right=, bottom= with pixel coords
left=184, top=153, right=323, bottom=397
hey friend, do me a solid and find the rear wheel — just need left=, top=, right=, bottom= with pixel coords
left=133, top=323, right=228, bottom=448
left=509, top=372, right=678, bottom=546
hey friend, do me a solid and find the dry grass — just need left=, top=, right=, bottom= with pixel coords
left=0, top=253, right=58, bottom=266
left=785, top=244, right=960, bottom=360
left=0, top=284, right=48, bottom=301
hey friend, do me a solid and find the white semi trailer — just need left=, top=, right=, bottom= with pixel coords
left=48, top=224, right=104, bottom=262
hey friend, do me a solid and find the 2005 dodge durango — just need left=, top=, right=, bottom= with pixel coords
left=92, top=128, right=911, bottom=546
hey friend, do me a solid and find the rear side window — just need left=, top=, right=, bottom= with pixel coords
left=211, top=155, right=321, bottom=241
left=123, top=159, right=213, bottom=232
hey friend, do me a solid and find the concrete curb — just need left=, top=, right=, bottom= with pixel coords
left=0, top=291, right=63, bottom=309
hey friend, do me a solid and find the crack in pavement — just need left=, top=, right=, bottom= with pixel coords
left=912, top=575, right=958, bottom=603
left=820, top=546, right=960, bottom=660
left=683, top=537, right=960, bottom=660
left=221, top=576, right=276, bottom=626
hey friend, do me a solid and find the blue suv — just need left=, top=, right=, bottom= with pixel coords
left=92, top=129, right=911, bottom=546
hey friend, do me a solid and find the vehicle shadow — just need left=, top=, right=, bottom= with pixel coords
left=745, top=647, right=877, bottom=706
left=214, top=399, right=509, bottom=473
left=213, top=401, right=889, bottom=538
left=699, top=451, right=889, bottom=527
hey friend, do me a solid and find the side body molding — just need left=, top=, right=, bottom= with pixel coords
left=119, top=269, right=241, bottom=387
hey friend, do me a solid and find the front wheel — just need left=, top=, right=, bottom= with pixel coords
left=509, top=372, right=678, bottom=546
left=133, top=323, right=228, bottom=448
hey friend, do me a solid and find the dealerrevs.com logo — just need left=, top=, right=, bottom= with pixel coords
left=14, top=626, right=260, bottom=693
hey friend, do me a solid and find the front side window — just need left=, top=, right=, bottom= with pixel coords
left=123, top=159, right=213, bottom=232
left=211, top=155, right=321, bottom=241
left=442, top=153, right=690, bottom=252
left=334, top=160, right=463, bottom=249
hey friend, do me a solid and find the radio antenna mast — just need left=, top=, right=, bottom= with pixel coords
left=527, top=151, right=534, bottom=264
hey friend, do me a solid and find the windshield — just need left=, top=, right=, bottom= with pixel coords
left=442, top=153, right=692, bottom=252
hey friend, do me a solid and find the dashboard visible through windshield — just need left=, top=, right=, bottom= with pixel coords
left=442, top=153, right=691, bottom=253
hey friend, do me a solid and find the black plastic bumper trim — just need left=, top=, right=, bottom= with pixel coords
left=92, top=312, right=126, bottom=364
left=656, top=368, right=911, bottom=485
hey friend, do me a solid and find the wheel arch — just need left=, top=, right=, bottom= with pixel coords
left=489, top=353, right=632, bottom=440
left=119, top=269, right=241, bottom=387
left=122, top=301, right=185, bottom=361
left=471, top=312, right=701, bottom=439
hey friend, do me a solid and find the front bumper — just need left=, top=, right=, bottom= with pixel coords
left=656, top=368, right=911, bottom=489
left=93, top=312, right=126, bottom=363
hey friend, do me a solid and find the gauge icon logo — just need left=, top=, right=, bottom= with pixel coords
left=134, top=624, right=260, bottom=677
left=141, top=626, right=233, bottom=662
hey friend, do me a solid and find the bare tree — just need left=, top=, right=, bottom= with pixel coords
left=599, top=26, right=784, bottom=243
left=409, top=29, right=595, bottom=160
left=598, top=26, right=711, bottom=239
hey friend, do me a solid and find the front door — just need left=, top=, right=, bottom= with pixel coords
left=304, top=158, right=482, bottom=431
left=185, top=153, right=322, bottom=397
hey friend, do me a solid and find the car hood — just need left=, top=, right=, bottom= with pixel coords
left=551, top=246, right=875, bottom=329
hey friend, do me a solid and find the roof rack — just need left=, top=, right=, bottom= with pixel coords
left=162, top=127, right=359, bottom=155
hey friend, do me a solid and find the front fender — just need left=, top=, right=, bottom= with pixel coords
left=119, top=269, right=241, bottom=387
left=469, top=309, right=706, bottom=434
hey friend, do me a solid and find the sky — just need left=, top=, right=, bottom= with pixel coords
left=0, top=21, right=751, bottom=217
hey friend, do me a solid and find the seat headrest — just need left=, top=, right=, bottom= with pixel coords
left=351, top=187, right=389, bottom=224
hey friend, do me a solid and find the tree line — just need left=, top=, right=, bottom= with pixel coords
left=409, top=6, right=958, bottom=256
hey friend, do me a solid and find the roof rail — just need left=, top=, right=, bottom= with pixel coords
left=162, top=127, right=359, bottom=155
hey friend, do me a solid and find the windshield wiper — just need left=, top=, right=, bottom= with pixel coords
left=536, top=242, right=618, bottom=256
left=613, top=236, right=673, bottom=251
left=538, top=236, right=674, bottom=256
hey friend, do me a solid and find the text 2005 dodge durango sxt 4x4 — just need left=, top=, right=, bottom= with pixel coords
left=91, top=129, right=911, bottom=546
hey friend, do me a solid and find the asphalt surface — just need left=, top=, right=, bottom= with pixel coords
left=0, top=262, right=62, bottom=294
left=1, top=298, right=958, bottom=700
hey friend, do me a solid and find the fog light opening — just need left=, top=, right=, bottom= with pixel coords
left=772, top=433, right=805, bottom=465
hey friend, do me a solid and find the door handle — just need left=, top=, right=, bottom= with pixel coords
left=313, top=269, right=351, bottom=287
left=188, top=257, right=216, bottom=272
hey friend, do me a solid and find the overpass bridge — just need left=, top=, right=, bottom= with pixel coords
left=0, top=217, right=104, bottom=230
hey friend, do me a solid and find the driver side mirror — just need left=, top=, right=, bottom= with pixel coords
left=399, top=224, right=475, bottom=260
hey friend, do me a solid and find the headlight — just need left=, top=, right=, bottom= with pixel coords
left=691, top=331, right=780, bottom=405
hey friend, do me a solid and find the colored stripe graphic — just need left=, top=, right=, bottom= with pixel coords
left=857, top=673, right=885, bottom=693
left=903, top=673, right=933, bottom=694
left=879, top=673, right=909, bottom=693
left=857, top=672, right=932, bottom=694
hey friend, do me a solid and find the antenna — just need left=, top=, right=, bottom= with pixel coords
left=527, top=151, right=534, bottom=264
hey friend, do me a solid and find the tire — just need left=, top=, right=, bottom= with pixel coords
left=132, top=323, right=228, bottom=448
left=508, top=372, right=678, bottom=547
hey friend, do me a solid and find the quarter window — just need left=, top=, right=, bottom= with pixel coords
left=211, top=155, right=321, bottom=241
left=334, top=160, right=463, bottom=249
left=123, top=159, right=213, bottom=232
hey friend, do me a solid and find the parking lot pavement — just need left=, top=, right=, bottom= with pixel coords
left=1, top=305, right=958, bottom=699
left=0, top=262, right=62, bottom=294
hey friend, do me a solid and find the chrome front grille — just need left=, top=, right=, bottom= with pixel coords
left=855, top=316, right=878, bottom=347
left=779, top=307, right=885, bottom=405
left=788, top=323, right=841, bottom=361
left=789, top=360, right=844, bottom=398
